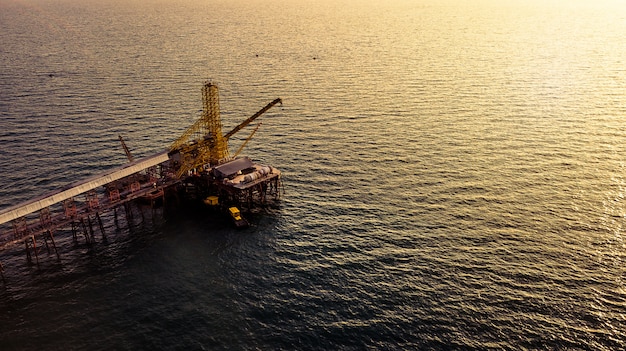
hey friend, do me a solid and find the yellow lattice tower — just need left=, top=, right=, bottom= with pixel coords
left=171, top=81, right=231, bottom=177
left=202, top=82, right=229, bottom=163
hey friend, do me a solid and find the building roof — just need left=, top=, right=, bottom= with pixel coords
left=212, top=157, right=254, bottom=179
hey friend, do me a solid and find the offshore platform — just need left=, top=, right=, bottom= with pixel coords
left=0, top=82, right=283, bottom=277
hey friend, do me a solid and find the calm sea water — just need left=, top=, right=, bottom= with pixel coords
left=1, top=0, right=626, bottom=349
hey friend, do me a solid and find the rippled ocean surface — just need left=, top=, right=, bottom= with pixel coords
left=1, top=0, right=626, bottom=349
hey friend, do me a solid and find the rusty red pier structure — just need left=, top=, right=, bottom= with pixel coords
left=0, top=151, right=175, bottom=270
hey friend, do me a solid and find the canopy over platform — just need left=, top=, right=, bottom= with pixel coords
left=213, top=157, right=254, bottom=179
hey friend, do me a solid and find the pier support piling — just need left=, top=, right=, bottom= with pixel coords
left=71, top=221, right=78, bottom=244
left=96, top=212, right=106, bottom=240
left=79, top=218, right=91, bottom=245
left=24, top=236, right=40, bottom=267
left=45, top=230, right=60, bottom=260
left=0, top=261, right=5, bottom=284
left=87, top=215, right=95, bottom=239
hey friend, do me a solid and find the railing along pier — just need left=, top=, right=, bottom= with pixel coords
left=0, top=150, right=179, bottom=275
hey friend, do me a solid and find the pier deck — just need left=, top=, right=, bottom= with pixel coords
left=0, top=150, right=176, bottom=250
left=0, top=151, right=170, bottom=227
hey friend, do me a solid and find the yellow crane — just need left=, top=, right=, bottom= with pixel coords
left=169, top=82, right=282, bottom=178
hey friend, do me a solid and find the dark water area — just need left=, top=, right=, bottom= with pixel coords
left=1, top=0, right=626, bottom=349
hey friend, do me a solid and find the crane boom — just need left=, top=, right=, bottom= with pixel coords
left=223, top=98, right=282, bottom=140
left=118, top=135, right=134, bottom=163
left=233, top=123, right=262, bottom=158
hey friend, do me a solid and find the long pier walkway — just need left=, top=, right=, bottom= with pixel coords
left=0, top=150, right=178, bottom=266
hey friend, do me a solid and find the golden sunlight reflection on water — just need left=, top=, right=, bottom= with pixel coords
left=0, top=0, right=625, bottom=349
